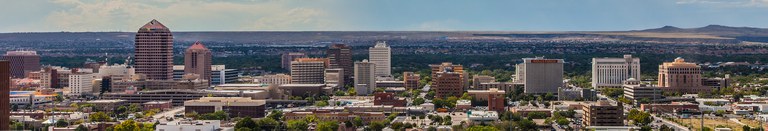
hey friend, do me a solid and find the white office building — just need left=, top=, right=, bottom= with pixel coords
left=354, top=59, right=376, bottom=95
left=155, top=120, right=221, bottom=131
left=369, top=41, right=391, bottom=77
left=68, top=72, right=95, bottom=96
left=517, top=57, right=563, bottom=94
left=592, top=55, right=640, bottom=89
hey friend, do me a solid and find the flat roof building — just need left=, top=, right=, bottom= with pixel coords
left=582, top=99, right=624, bottom=126
left=184, top=97, right=266, bottom=118
left=518, top=57, right=564, bottom=94
left=592, top=55, right=641, bottom=89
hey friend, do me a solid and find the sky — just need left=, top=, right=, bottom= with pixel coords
left=1, top=0, right=767, bottom=32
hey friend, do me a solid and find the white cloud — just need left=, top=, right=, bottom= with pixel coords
left=42, top=0, right=336, bottom=31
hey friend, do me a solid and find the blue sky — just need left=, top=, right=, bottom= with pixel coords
left=1, top=0, right=767, bottom=32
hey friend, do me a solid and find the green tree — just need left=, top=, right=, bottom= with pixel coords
left=113, top=119, right=139, bottom=131
left=255, top=118, right=280, bottom=131
left=314, top=101, right=329, bottom=107
left=352, top=117, right=364, bottom=127
left=317, top=121, right=339, bottom=131
left=466, top=125, right=497, bottom=131
left=55, top=119, right=69, bottom=127
left=235, top=117, right=257, bottom=130
left=390, top=122, right=404, bottom=130
left=75, top=124, right=88, bottom=131
left=368, top=121, right=386, bottom=131
left=527, top=112, right=549, bottom=119
left=347, top=88, right=357, bottom=96
left=627, top=109, right=652, bottom=126
left=127, top=104, right=141, bottom=113
left=287, top=120, right=308, bottom=131
left=413, top=98, right=425, bottom=105
left=89, top=112, right=111, bottom=122
left=267, top=110, right=283, bottom=121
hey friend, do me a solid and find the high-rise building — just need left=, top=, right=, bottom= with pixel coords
left=432, top=63, right=465, bottom=98
left=0, top=60, right=10, bottom=130
left=582, top=99, right=624, bottom=126
left=68, top=72, right=95, bottom=96
left=518, top=57, right=563, bottom=94
left=281, top=52, right=307, bottom=70
left=327, top=44, right=353, bottom=84
left=290, top=58, right=328, bottom=84
left=430, top=62, right=468, bottom=89
left=184, top=41, right=212, bottom=85
left=403, top=72, right=421, bottom=89
left=658, top=57, right=708, bottom=93
left=1, top=51, right=40, bottom=78
left=211, top=65, right=238, bottom=86
left=592, top=55, right=641, bottom=89
left=135, top=19, right=174, bottom=80
left=354, top=60, right=376, bottom=95
left=325, top=68, right=345, bottom=86
left=369, top=41, right=391, bottom=77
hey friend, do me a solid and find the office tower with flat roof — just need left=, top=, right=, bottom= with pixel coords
left=1, top=51, right=40, bottom=78
left=582, top=99, right=624, bottom=126
left=518, top=57, right=563, bottom=94
left=403, top=72, right=420, bottom=89
left=290, top=58, right=328, bottom=84
left=327, top=44, right=353, bottom=84
left=592, top=55, right=641, bottom=89
left=184, top=41, right=212, bottom=85
left=135, top=19, right=174, bottom=80
left=68, top=72, right=95, bottom=96
left=432, top=63, right=465, bottom=98
left=658, top=57, right=708, bottom=93
left=0, top=60, right=9, bottom=130
left=430, top=62, right=468, bottom=89
left=281, top=52, right=307, bottom=70
left=325, top=68, right=345, bottom=86
left=355, top=60, right=376, bottom=95
left=369, top=41, right=391, bottom=77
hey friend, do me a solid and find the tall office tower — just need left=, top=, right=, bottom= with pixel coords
left=290, top=58, right=328, bottom=84
left=369, top=41, right=391, bottom=77
left=184, top=41, right=212, bottom=85
left=433, top=67, right=464, bottom=98
left=403, top=72, right=421, bottom=89
left=135, top=19, right=174, bottom=80
left=1, top=51, right=40, bottom=78
left=582, top=99, right=624, bottom=126
left=281, top=52, right=307, bottom=70
left=354, top=60, right=376, bottom=95
left=0, top=61, right=9, bottom=130
left=325, top=68, right=345, bottom=86
left=518, top=57, right=564, bottom=94
left=658, top=57, right=707, bottom=93
left=430, top=62, right=468, bottom=89
left=327, top=44, right=353, bottom=84
left=68, top=72, right=95, bottom=96
left=592, top=55, right=641, bottom=89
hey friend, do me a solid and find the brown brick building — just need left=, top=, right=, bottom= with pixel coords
left=1, top=60, right=10, bottom=130
left=135, top=19, right=174, bottom=80
left=582, top=99, right=624, bottom=126
left=184, top=41, right=212, bottom=85
left=1, top=51, right=40, bottom=78
left=184, top=97, right=266, bottom=118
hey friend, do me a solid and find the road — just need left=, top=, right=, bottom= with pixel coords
left=153, top=107, right=185, bottom=119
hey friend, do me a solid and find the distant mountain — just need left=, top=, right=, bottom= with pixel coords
left=637, top=25, right=768, bottom=37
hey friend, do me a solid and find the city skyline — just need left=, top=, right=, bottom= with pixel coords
left=1, top=0, right=767, bottom=32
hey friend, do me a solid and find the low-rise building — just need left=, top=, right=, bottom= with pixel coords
left=376, top=81, right=404, bottom=88
left=184, top=97, right=266, bottom=118
left=582, top=99, right=624, bottom=126
left=156, top=120, right=221, bottom=131
left=467, top=88, right=506, bottom=112
left=373, top=92, right=406, bottom=107
left=640, top=102, right=699, bottom=114
left=276, top=84, right=335, bottom=99
left=467, top=110, right=498, bottom=124
left=456, top=100, right=472, bottom=111
left=143, top=101, right=172, bottom=111
left=623, top=78, right=664, bottom=103
left=81, top=99, right=128, bottom=112
left=558, top=87, right=597, bottom=101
